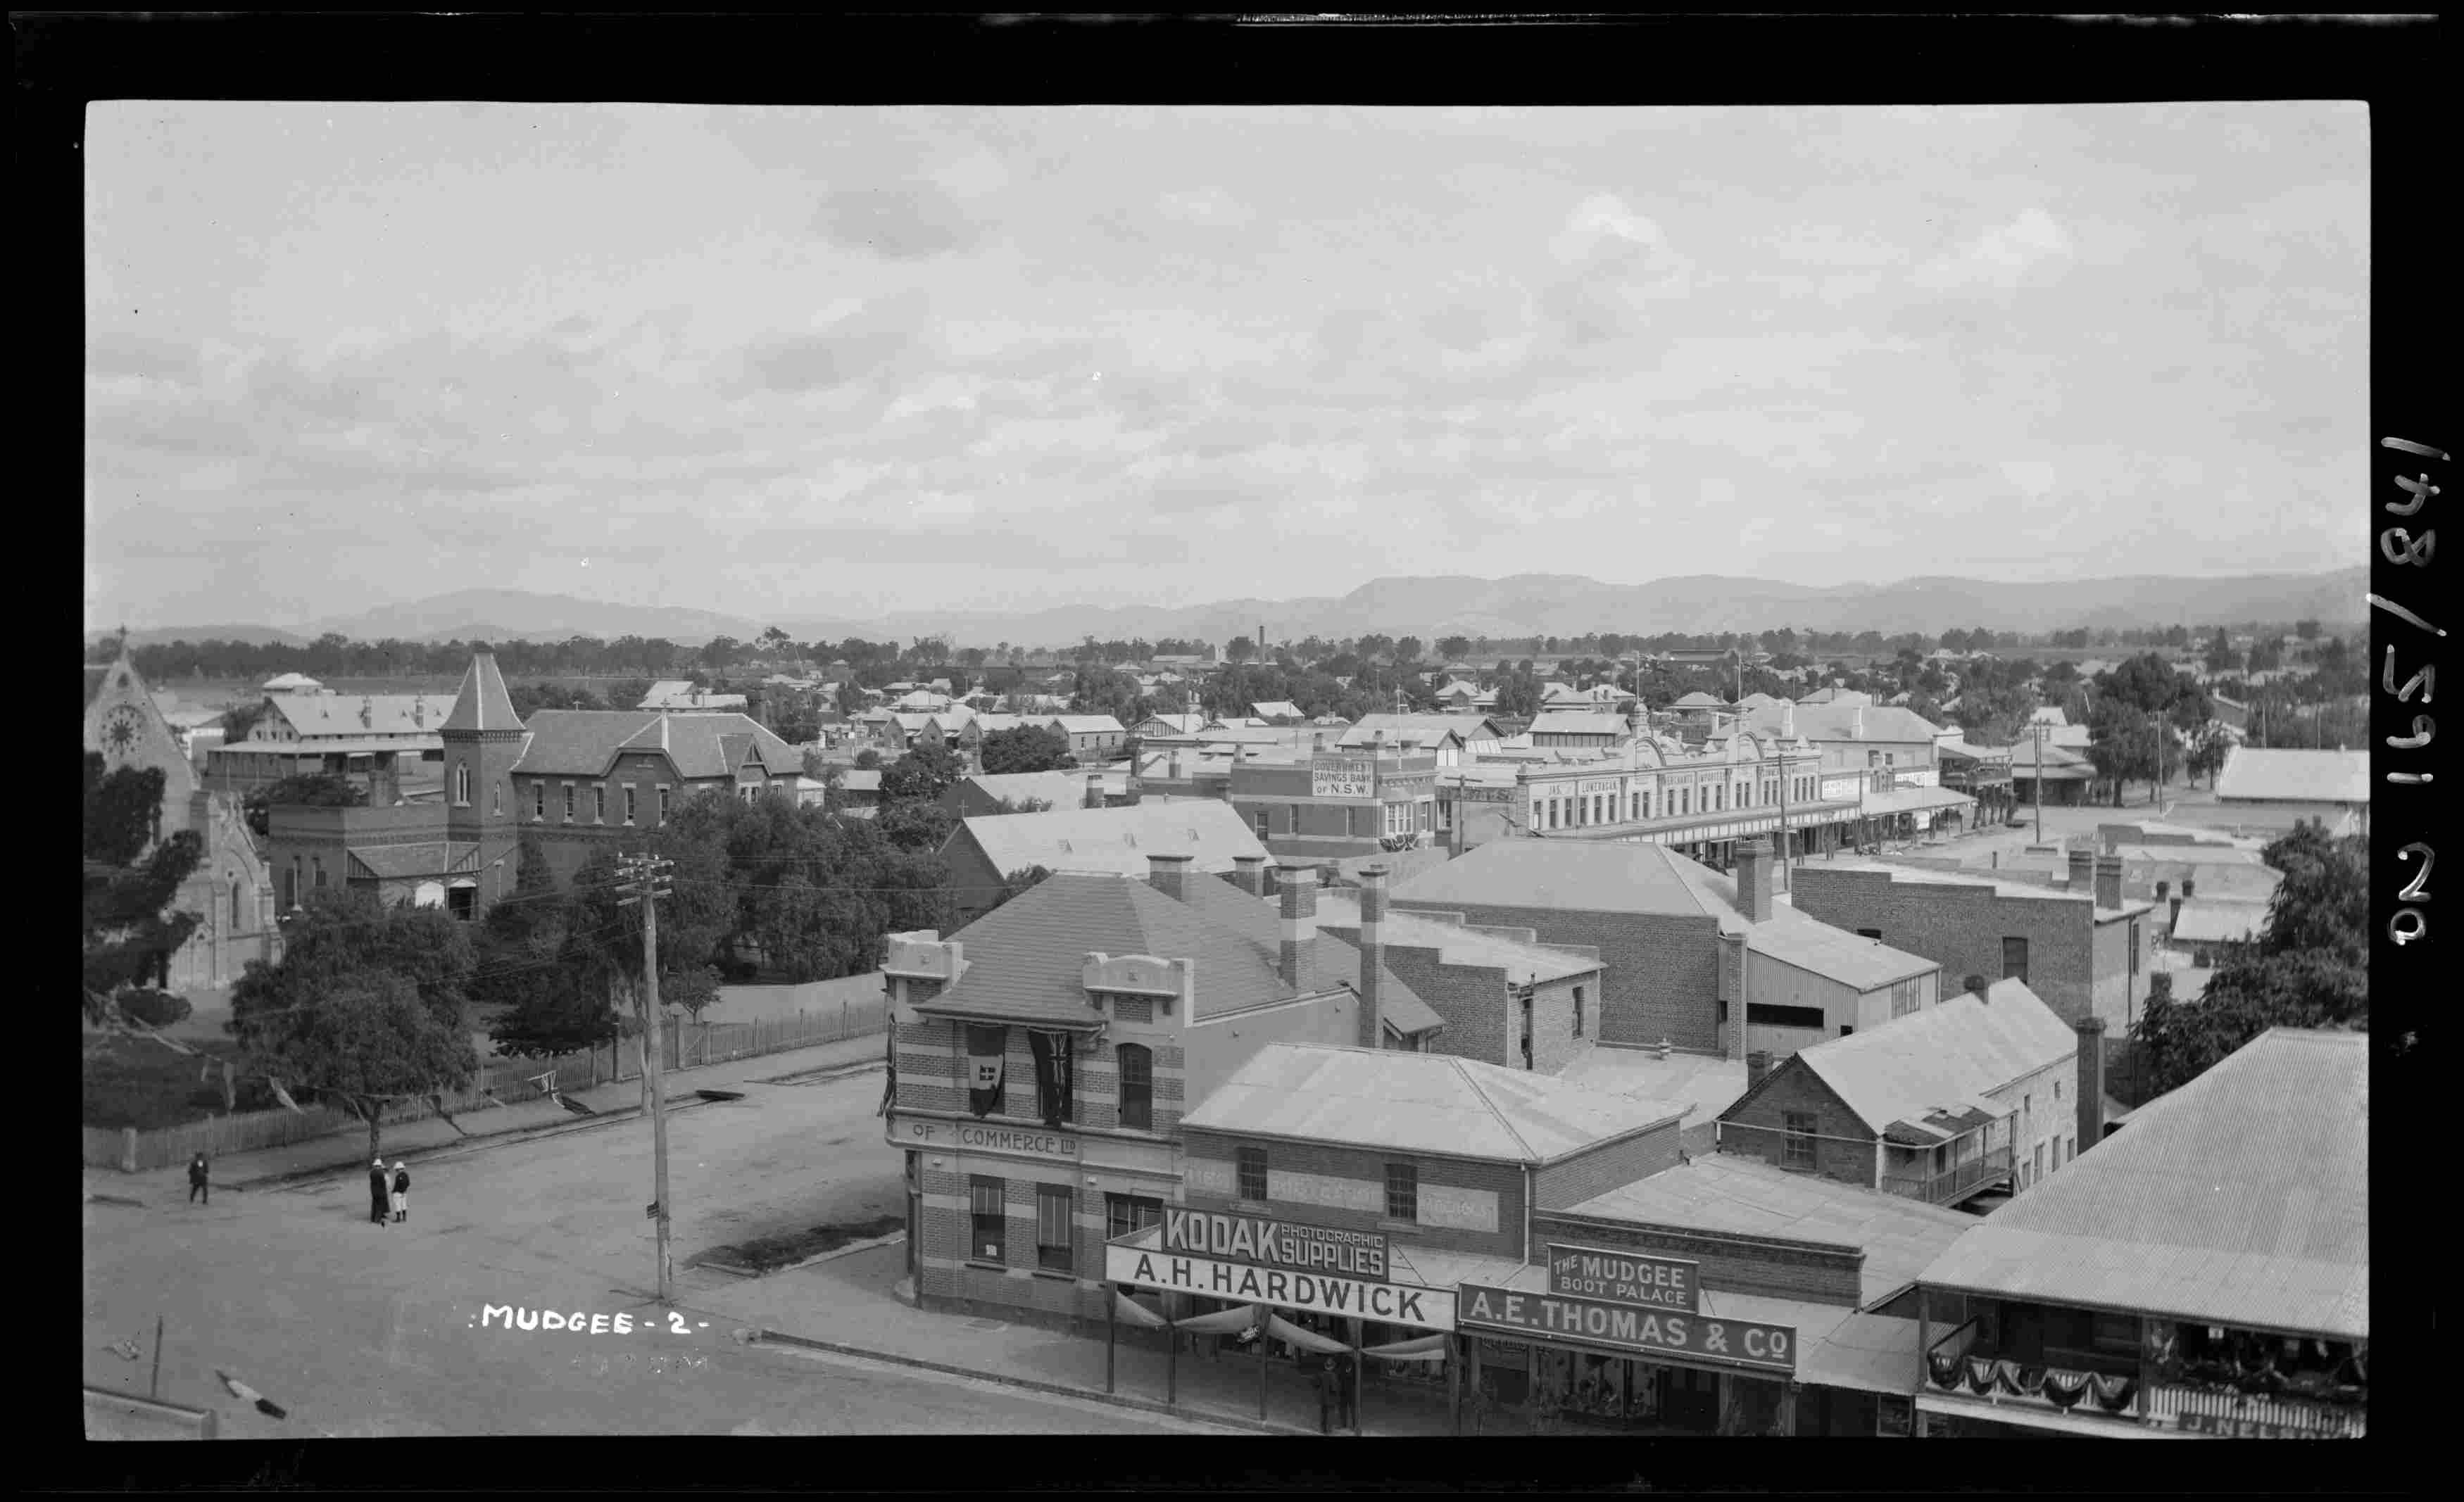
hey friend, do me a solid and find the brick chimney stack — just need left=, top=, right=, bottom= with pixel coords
left=1084, top=771, right=1105, bottom=809
left=1277, top=865, right=1318, bottom=992
left=1358, top=864, right=1390, bottom=1049
left=2155, top=879, right=2170, bottom=905
left=2094, top=855, right=2125, bottom=910
left=1735, top=836, right=1775, bottom=924
left=1148, top=852, right=1193, bottom=905
left=1232, top=854, right=1266, bottom=900
left=2074, top=1016, right=2106, bottom=1157
left=2067, top=849, right=2096, bottom=892
left=1746, top=1050, right=1771, bottom=1090
left=2182, top=877, right=2196, bottom=901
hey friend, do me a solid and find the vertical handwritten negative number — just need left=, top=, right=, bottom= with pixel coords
left=2399, top=843, right=2434, bottom=903
left=2381, top=529, right=2436, bottom=567
left=2390, top=908, right=2427, bottom=947
left=2387, top=716, right=2434, bottom=749
left=2385, top=470, right=2438, bottom=518
left=2384, top=648, right=2434, bottom=704
left=669, top=1311, right=691, bottom=1335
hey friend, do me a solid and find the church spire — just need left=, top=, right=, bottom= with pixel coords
left=441, top=645, right=524, bottom=734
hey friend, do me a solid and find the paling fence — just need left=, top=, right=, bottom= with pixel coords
left=86, top=996, right=888, bottom=1172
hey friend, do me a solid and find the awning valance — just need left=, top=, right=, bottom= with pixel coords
left=1265, top=1313, right=1352, bottom=1356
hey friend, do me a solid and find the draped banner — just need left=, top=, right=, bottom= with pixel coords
left=1362, top=1332, right=1452, bottom=1358
left=964, top=1025, right=1007, bottom=1118
left=1174, top=1303, right=1263, bottom=1336
left=1026, top=1029, right=1074, bottom=1129
left=1113, top=1291, right=1168, bottom=1329
left=1265, top=1313, right=1352, bottom=1356
left=879, top=1023, right=897, bottom=1119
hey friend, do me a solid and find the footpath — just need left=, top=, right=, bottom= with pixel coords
left=81, top=1030, right=888, bottom=1204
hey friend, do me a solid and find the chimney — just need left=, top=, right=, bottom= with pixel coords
left=1169, top=749, right=1184, bottom=782
left=1964, top=973, right=1990, bottom=999
left=1358, top=864, right=1390, bottom=1049
left=2155, top=879, right=2170, bottom=905
left=2182, top=877, right=2196, bottom=901
left=1746, top=1050, right=1771, bottom=1090
left=1232, top=854, right=1266, bottom=899
left=2094, top=855, right=2124, bottom=911
left=2074, top=1016, right=2106, bottom=1154
left=1735, top=836, right=1775, bottom=924
left=1084, top=771, right=1105, bottom=809
left=1313, top=732, right=1326, bottom=753
left=2067, top=849, right=2096, bottom=892
left=1148, top=852, right=1193, bottom=904
left=1277, top=865, right=1319, bottom=992
left=1852, top=705, right=1865, bottom=739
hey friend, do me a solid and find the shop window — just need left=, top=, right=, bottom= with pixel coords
left=1036, top=1185, right=1074, bottom=1273
left=969, top=1176, right=1006, bottom=1263
left=1116, top=1043, right=1152, bottom=1130
left=1783, top=1111, right=1816, bottom=1170
left=1236, top=1145, right=1268, bottom=1202
left=1105, top=1193, right=1163, bottom=1242
left=1384, top=1162, right=1417, bottom=1223
left=2001, top=936, right=2029, bottom=985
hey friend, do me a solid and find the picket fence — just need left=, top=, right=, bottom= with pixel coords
left=84, top=996, right=888, bottom=1173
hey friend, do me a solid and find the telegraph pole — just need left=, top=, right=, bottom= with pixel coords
left=617, top=852, right=678, bottom=1304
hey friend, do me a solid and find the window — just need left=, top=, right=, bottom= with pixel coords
left=230, top=881, right=243, bottom=930
left=593, top=785, right=608, bottom=823
left=1857, top=928, right=1882, bottom=941
left=2054, top=1078, right=2063, bottom=1102
left=2001, top=936, right=2029, bottom=985
left=1253, top=808, right=1270, bottom=840
left=493, top=781, right=504, bottom=816
left=1236, top=1145, right=1268, bottom=1202
left=1890, top=977, right=1921, bottom=1018
left=1782, top=1111, right=1816, bottom=1170
left=969, top=1176, right=1006, bottom=1262
left=1384, top=1162, right=1418, bottom=1223
left=532, top=781, right=546, bottom=820
left=312, top=858, right=327, bottom=891
left=1868, top=750, right=1881, bottom=767
left=1747, top=1002, right=1825, bottom=1029
left=562, top=784, right=576, bottom=821
left=453, top=762, right=471, bottom=806
left=1840, top=1024, right=1854, bottom=1036
left=657, top=785, right=672, bottom=824
left=1572, top=984, right=1585, bottom=1037
left=1105, top=1193, right=1163, bottom=1241
left=1036, top=1185, right=1074, bottom=1273
left=1112, top=1042, right=1152, bottom=1130
left=283, top=866, right=298, bottom=909
left=624, top=785, right=637, bottom=826
left=2032, top=1143, right=2045, bottom=1182
left=2129, top=920, right=2141, bottom=975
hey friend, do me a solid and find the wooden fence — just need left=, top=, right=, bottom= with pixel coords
left=84, top=996, right=888, bottom=1173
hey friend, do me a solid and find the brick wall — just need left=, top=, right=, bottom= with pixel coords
left=1714, top=1063, right=1877, bottom=1189
left=1788, top=866, right=2100, bottom=1025
left=1381, top=946, right=1511, bottom=1066
left=2088, top=914, right=2149, bottom=1034
left=1390, top=902, right=1720, bottom=1051
left=1530, top=1121, right=1684, bottom=1211
left=1180, top=1128, right=1528, bottom=1263
left=1532, top=1214, right=1865, bottom=1308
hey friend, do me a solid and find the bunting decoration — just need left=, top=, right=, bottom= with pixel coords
left=1927, top=1349, right=1963, bottom=1391
left=2090, top=1373, right=2137, bottom=1413
left=1965, top=1354, right=1999, bottom=1394
left=2041, top=1368, right=2092, bottom=1408
left=965, top=1025, right=1007, bottom=1118
left=1026, top=1029, right=1074, bottom=1128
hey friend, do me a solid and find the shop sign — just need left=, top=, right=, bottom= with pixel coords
left=1447, top=785, right=1515, bottom=804
left=1312, top=757, right=1378, bottom=798
left=1578, top=778, right=1621, bottom=797
left=1456, top=1283, right=1795, bottom=1375
left=1545, top=1244, right=1699, bottom=1313
left=1162, top=1208, right=1388, bottom=1279
left=1106, top=1244, right=1453, bottom=1331
left=2175, top=1411, right=2348, bottom=1439
left=900, top=1116, right=1080, bottom=1161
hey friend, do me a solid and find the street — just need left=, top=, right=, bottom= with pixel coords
left=82, top=1065, right=1233, bottom=1436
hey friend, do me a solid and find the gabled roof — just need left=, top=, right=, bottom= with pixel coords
left=1670, top=692, right=1726, bottom=708
left=1136, top=713, right=1207, bottom=735
left=639, top=681, right=748, bottom=711
left=1914, top=1029, right=2367, bottom=1337
left=512, top=709, right=800, bottom=780
left=1526, top=709, right=1632, bottom=738
left=1768, top=983, right=2075, bottom=1140
left=1340, top=712, right=1502, bottom=746
left=1740, top=701, right=1942, bottom=744
left=950, top=799, right=1267, bottom=883
left=2213, top=747, right=2370, bottom=806
left=1314, top=892, right=1602, bottom=986
left=1250, top=700, right=1304, bottom=720
left=1391, top=840, right=1715, bottom=919
left=270, top=693, right=457, bottom=740
left=1661, top=862, right=1937, bottom=989
left=440, top=651, right=523, bottom=735
left=2168, top=897, right=2271, bottom=945
left=960, top=769, right=1127, bottom=809
left=1561, top=1153, right=1979, bottom=1308
left=1048, top=714, right=1126, bottom=735
left=1182, top=1041, right=1690, bottom=1164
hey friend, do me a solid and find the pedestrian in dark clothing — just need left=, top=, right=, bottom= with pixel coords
left=368, top=1158, right=390, bottom=1225
left=1315, top=1357, right=1335, bottom=1434
left=391, top=1161, right=410, bottom=1223
left=187, top=1153, right=209, bottom=1204
left=1339, top=1356, right=1358, bottom=1430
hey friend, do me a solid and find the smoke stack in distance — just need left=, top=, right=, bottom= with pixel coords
left=1358, top=864, right=1390, bottom=1049
left=2073, top=1016, right=2106, bottom=1157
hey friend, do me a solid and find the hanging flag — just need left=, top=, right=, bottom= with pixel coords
left=1026, top=1030, right=1074, bottom=1128
left=965, top=1025, right=1007, bottom=1118
left=878, top=1024, right=898, bottom=1118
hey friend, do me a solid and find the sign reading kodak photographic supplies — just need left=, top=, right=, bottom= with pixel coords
left=1107, top=1244, right=1453, bottom=1331
left=1546, top=1244, right=1700, bottom=1314
left=1456, top=1283, right=1796, bottom=1375
left=1163, top=1209, right=1388, bottom=1279
left=1312, top=757, right=1378, bottom=799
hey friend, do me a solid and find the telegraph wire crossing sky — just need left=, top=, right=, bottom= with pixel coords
left=83, top=101, right=2368, bottom=632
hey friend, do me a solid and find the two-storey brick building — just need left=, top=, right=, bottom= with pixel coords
left=1312, top=891, right=1604, bottom=1073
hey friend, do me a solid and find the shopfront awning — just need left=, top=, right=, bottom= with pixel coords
left=1862, top=787, right=1976, bottom=819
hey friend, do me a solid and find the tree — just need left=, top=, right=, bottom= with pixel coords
left=989, top=864, right=1052, bottom=913
left=880, top=741, right=964, bottom=802
left=228, top=891, right=480, bottom=1159
left=1395, top=636, right=1425, bottom=665
left=2203, top=628, right=2242, bottom=675
left=220, top=699, right=272, bottom=743
left=979, top=724, right=1074, bottom=776
left=853, top=747, right=882, bottom=770
left=82, top=754, right=203, bottom=1019
left=2132, top=825, right=2368, bottom=1097
left=1435, top=636, right=1471, bottom=662
left=2184, top=721, right=2233, bottom=788
left=874, top=797, right=958, bottom=856
left=2294, top=619, right=2321, bottom=641
left=1224, top=635, right=1255, bottom=666
left=1492, top=674, right=1541, bottom=721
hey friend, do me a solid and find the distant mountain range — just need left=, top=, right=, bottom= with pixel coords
left=96, top=567, right=2366, bottom=652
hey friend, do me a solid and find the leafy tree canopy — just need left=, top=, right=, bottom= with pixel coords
left=880, top=741, right=964, bottom=802
left=82, top=754, right=203, bottom=1019
left=979, top=724, right=1075, bottom=776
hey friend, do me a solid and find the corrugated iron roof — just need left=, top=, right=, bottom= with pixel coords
left=1315, top=892, right=1602, bottom=986
left=1670, top=864, right=1940, bottom=990
left=1914, top=1028, right=2366, bottom=1337
left=2214, top=747, right=2370, bottom=805
left=1391, top=840, right=1716, bottom=919
left=2168, top=897, right=2272, bottom=945
left=513, top=709, right=800, bottom=780
left=952, top=800, right=1267, bottom=884
left=1781, top=984, right=2075, bottom=1139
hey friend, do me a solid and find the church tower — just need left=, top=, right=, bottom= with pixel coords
left=439, top=645, right=527, bottom=912
left=83, top=645, right=196, bottom=839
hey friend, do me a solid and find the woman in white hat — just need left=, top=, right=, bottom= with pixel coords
left=391, top=1161, right=410, bottom=1223
left=369, top=1158, right=390, bottom=1226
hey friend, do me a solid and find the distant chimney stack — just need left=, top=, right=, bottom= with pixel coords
left=1746, top=1050, right=1771, bottom=1090
left=1277, top=865, right=1319, bottom=992
left=2067, top=849, right=2096, bottom=892
left=1736, top=836, right=1775, bottom=924
left=1232, top=854, right=1266, bottom=899
left=2182, top=877, right=2196, bottom=901
left=1965, top=973, right=1990, bottom=998
left=1084, top=771, right=1105, bottom=809
left=1852, top=705, right=1865, bottom=739
left=1147, top=852, right=1193, bottom=904
left=2155, top=879, right=2170, bottom=904
left=2094, top=855, right=2124, bottom=910
left=2074, top=1016, right=2106, bottom=1156
left=1358, top=864, right=1390, bottom=1049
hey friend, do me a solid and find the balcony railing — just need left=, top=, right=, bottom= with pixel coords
left=1923, top=1321, right=2365, bottom=1438
left=1882, top=1144, right=2012, bottom=1205
left=2144, top=1380, right=2365, bottom=1439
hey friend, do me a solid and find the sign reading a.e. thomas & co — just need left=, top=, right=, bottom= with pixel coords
left=1547, top=1244, right=1700, bottom=1314
left=1456, top=1282, right=1796, bottom=1375
left=1163, top=1208, right=1388, bottom=1279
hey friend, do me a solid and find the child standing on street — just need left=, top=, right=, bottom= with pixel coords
left=187, top=1152, right=209, bottom=1204
left=391, top=1161, right=410, bottom=1223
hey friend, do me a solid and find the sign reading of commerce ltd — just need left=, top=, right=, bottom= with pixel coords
left=1546, top=1244, right=1700, bottom=1313
left=1455, top=1283, right=1796, bottom=1375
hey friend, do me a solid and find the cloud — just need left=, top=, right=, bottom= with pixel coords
left=1912, top=207, right=2075, bottom=291
left=1550, top=193, right=1668, bottom=263
left=1157, top=187, right=1252, bottom=229
left=729, top=292, right=934, bottom=394
left=812, top=186, right=986, bottom=260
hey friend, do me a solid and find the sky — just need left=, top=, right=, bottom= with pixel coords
left=84, top=102, right=2370, bottom=631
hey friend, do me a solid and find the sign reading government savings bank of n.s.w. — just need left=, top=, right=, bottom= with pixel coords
left=1105, top=1244, right=1455, bottom=1332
